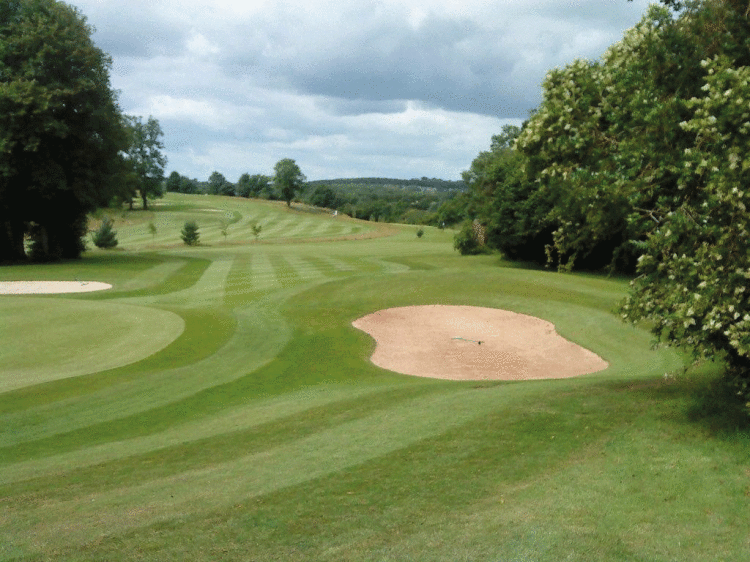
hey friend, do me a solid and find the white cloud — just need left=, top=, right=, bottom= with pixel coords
left=70, top=0, right=653, bottom=180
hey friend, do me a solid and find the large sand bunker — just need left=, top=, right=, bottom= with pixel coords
left=0, top=281, right=112, bottom=294
left=352, top=305, right=608, bottom=381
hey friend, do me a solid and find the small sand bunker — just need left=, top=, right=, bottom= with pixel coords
left=352, top=305, right=608, bottom=381
left=0, top=281, right=112, bottom=294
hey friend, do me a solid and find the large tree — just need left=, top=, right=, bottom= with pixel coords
left=125, top=115, right=167, bottom=211
left=511, top=0, right=750, bottom=407
left=208, top=171, right=234, bottom=196
left=273, top=158, right=306, bottom=207
left=0, top=0, right=129, bottom=261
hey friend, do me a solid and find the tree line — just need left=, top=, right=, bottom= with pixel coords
left=445, top=0, right=750, bottom=411
left=165, top=171, right=462, bottom=225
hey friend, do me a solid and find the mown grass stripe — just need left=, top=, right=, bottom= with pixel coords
left=249, top=251, right=279, bottom=291
left=0, top=308, right=236, bottom=417
left=1, top=384, right=442, bottom=503
left=269, top=254, right=300, bottom=288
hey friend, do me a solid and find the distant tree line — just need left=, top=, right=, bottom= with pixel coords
left=165, top=171, right=464, bottom=225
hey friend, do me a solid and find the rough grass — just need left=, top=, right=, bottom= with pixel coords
left=1, top=193, right=747, bottom=562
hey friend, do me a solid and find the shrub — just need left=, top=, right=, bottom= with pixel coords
left=181, top=221, right=200, bottom=246
left=92, top=218, right=118, bottom=249
left=454, top=220, right=488, bottom=255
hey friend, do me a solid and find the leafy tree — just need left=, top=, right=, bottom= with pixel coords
left=179, top=176, right=199, bottom=194
left=92, top=218, right=118, bottom=249
left=165, top=171, right=181, bottom=193
left=236, top=173, right=270, bottom=198
left=460, top=125, right=553, bottom=264
left=273, top=158, right=306, bottom=206
left=309, top=185, right=338, bottom=208
left=453, top=220, right=487, bottom=255
left=208, top=171, right=234, bottom=196
left=180, top=221, right=199, bottom=246
left=510, top=0, right=750, bottom=408
left=0, top=0, right=130, bottom=261
left=124, top=115, right=167, bottom=210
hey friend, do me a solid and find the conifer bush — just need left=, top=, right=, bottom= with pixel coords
left=92, top=218, right=118, bottom=249
left=181, top=221, right=200, bottom=246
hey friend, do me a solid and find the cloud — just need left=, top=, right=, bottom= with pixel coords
left=72, top=0, right=653, bottom=180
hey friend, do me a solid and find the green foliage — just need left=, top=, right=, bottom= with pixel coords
left=237, top=173, right=271, bottom=198
left=181, top=221, right=200, bottom=246
left=208, top=171, right=234, bottom=196
left=251, top=222, right=262, bottom=240
left=273, top=158, right=306, bottom=206
left=453, top=221, right=487, bottom=255
left=165, top=171, right=182, bottom=193
left=621, top=53, right=750, bottom=409
left=305, top=178, right=461, bottom=224
left=491, top=0, right=750, bottom=409
left=148, top=222, right=157, bottom=239
left=92, top=218, right=118, bottom=249
left=0, top=0, right=130, bottom=261
left=125, top=115, right=167, bottom=210
left=460, top=125, right=553, bottom=264
left=416, top=227, right=424, bottom=238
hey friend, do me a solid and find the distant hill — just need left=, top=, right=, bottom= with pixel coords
left=307, top=177, right=466, bottom=192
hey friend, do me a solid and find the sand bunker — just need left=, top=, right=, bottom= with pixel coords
left=352, top=305, right=608, bottom=381
left=0, top=281, right=112, bottom=294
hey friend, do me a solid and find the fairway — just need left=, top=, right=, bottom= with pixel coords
left=1, top=194, right=747, bottom=562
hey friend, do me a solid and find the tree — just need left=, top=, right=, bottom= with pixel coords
left=273, top=158, right=306, bottom=207
left=0, top=0, right=130, bottom=261
left=179, top=176, right=199, bottom=194
left=511, top=0, right=750, bottom=409
left=165, top=171, right=182, bottom=193
left=125, top=115, right=167, bottom=210
left=92, top=218, right=118, bottom=249
left=461, top=125, right=553, bottom=264
left=180, top=221, right=199, bottom=246
left=208, top=171, right=234, bottom=196
left=236, top=173, right=270, bottom=198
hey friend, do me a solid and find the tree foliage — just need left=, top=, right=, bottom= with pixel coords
left=0, top=0, right=129, bottom=261
left=236, top=173, right=271, bottom=198
left=464, top=0, right=750, bottom=408
left=208, top=171, right=233, bottom=196
left=180, top=221, right=199, bottom=246
left=124, top=115, right=167, bottom=210
left=92, top=218, right=117, bottom=249
left=273, top=158, right=306, bottom=207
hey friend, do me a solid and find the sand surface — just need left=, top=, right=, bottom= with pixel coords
left=352, top=305, right=608, bottom=381
left=0, top=281, right=112, bottom=294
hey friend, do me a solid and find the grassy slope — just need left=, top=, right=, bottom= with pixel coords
left=0, top=194, right=747, bottom=562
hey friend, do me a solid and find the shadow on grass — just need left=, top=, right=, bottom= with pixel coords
left=685, top=373, right=750, bottom=436
left=612, top=362, right=750, bottom=438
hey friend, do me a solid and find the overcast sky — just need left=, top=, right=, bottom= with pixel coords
left=70, top=0, right=652, bottom=182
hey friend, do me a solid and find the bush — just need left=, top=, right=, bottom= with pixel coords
left=92, top=218, right=118, bottom=249
left=454, top=221, right=488, bottom=255
left=416, top=228, right=424, bottom=238
left=181, top=221, right=200, bottom=246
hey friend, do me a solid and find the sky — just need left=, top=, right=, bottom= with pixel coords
left=70, top=0, right=653, bottom=182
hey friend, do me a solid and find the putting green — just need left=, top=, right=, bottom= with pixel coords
left=0, top=298, right=185, bottom=392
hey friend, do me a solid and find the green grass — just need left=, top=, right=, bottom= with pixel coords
left=1, top=193, right=747, bottom=562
